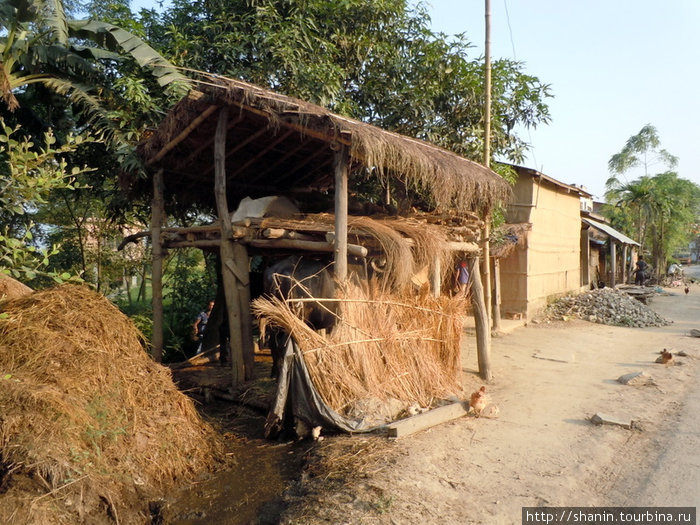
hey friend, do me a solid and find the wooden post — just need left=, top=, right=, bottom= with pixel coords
left=333, top=143, right=349, bottom=281
left=234, top=242, right=255, bottom=380
left=622, top=244, right=628, bottom=284
left=214, top=107, right=245, bottom=385
left=610, top=241, right=617, bottom=288
left=483, top=219, right=492, bottom=327
left=431, top=254, right=441, bottom=298
left=469, top=257, right=492, bottom=381
left=151, top=169, right=164, bottom=363
left=492, top=257, right=501, bottom=332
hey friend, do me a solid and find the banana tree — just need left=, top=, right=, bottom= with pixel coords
left=0, top=0, right=189, bottom=132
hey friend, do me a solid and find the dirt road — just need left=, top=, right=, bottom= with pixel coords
left=282, top=281, right=700, bottom=524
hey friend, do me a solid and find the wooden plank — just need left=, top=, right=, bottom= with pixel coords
left=387, top=402, right=469, bottom=438
left=249, top=238, right=367, bottom=257
left=146, top=105, right=219, bottom=166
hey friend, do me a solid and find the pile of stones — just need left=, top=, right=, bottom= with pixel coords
left=542, top=287, right=671, bottom=327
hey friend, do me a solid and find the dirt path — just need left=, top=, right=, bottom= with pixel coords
left=281, top=283, right=700, bottom=524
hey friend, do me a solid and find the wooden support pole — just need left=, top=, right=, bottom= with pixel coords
left=431, top=254, right=441, bottom=298
left=469, top=257, right=492, bottom=381
left=483, top=219, right=492, bottom=328
left=622, top=245, right=628, bottom=284
left=610, top=241, right=617, bottom=288
left=629, top=247, right=637, bottom=284
left=151, top=169, right=165, bottom=363
left=233, top=243, right=255, bottom=380
left=214, top=108, right=246, bottom=385
left=333, top=143, right=349, bottom=281
left=492, top=257, right=501, bottom=332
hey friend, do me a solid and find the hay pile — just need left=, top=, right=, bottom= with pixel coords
left=254, top=283, right=466, bottom=421
left=0, top=285, right=223, bottom=524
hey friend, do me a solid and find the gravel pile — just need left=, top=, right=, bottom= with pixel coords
left=543, top=288, right=671, bottom=327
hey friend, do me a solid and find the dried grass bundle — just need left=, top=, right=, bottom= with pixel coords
left=253, top=283, right=466, bottom=420
left=378, top=218, right=453, bottom=285
left=0, top=285, right=223, bottom=524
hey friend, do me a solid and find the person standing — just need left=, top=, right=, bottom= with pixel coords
left=193, top=300, right=214, bottom=354
left=454, top=260, right=471, bottom=298
left=634, top=256, right=648, bottom=286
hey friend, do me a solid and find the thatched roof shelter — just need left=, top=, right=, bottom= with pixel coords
left=138, top=72, right=510, bottom=213
left=137, top=71, right=503, bottom=384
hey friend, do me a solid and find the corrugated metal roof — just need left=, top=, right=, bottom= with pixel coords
left=583, top=217, right=639, bottom=246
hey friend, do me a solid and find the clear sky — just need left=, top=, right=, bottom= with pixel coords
left=424, top=0, right=700, bottom=200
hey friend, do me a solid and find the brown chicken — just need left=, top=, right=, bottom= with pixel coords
left=470, top=386, right=488, bottom=417
left=655, top=349, right=673, bottom=366
left=685, top=286, right=690, bottom=295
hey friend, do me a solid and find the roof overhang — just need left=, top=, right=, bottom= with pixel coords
left=583, top=217, right=639, bottom=246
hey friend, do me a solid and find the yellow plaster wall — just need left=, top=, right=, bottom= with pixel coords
left=500, top=176, right=583, bottom=317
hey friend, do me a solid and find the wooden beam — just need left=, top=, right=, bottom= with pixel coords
left=229, top=129, right=294, bottom=177
left=249, top=139, right=309, bottom=183
left=147, top=105, right=219, bottom=166
left=333, top=144, right=349, bottom=281
left=249, top=238, right=367, bottom=258
left=203, top=126, right=270, bottom=178
left=214, top=107, right=246, bottom=385
left=183, top=114, right=245, bottom=168
left=270, top=145, right=329, bottom=186
left=151, top=169, right=165, bottom=362
left=386, top=402, right=469, bottom=438
left=469, top=257, right=492, bottom=381
left=228, top=99, right=353, bottom=147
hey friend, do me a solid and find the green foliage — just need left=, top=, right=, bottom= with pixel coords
left=0, top=119, right=94, bottom=285
left=160, top=248, right=217, bottom=362
left=605, top=126, right=700, bottom=274
left=606, top=124, right=678, bottom=188
left=147, top=0, right=551, bottom=164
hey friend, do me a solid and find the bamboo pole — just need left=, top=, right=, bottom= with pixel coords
left=469, top=257, right=492, bottom=381
left=492, top=257, right=501, bottom=332
left=333, top=143, right=349, bottom=281
left=151, top=169, right=165, bottom=363
left=214, top=108, right=245, bottom=384
left=483, top=0, right=493, bottom=329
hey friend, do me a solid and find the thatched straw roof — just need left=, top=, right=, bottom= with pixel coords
left=138, top=72, right=511, bottom=214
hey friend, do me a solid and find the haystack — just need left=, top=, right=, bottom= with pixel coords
left=0, top=285, right=224, bottom=525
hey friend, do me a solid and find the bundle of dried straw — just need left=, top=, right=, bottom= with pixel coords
left=0, top=285, right=223, bottom=523
left=254, top=282, right=467, bottom=417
